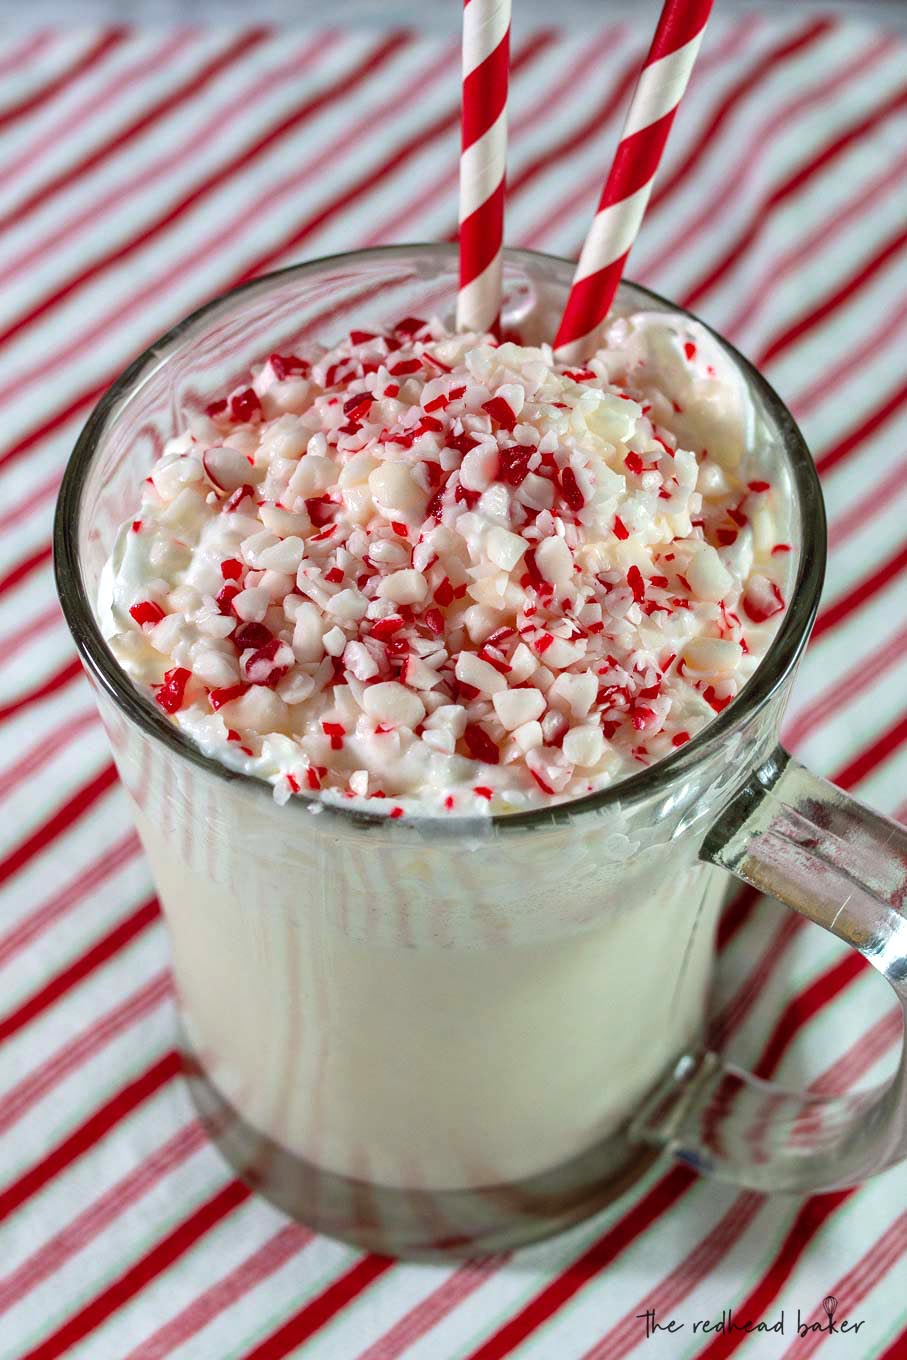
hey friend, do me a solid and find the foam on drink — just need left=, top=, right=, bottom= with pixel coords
left=100, top=311, right=790, bottom=815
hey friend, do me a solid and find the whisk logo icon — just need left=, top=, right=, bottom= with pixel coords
left=796, top=1293, right=866, bottom=1338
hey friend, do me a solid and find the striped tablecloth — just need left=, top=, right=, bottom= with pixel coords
left=0, top=15, right=905, bottom=1360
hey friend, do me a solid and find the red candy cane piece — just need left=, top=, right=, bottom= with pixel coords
left=463, top=722, right=500, bottom=765
left=129, top=601, right=165, bottom=627
left=153, top=667, right=191, bottom=714
left=209, top=683, right=249, bottom=711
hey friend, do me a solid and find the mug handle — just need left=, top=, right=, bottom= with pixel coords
left=631, top=745, right=907, bottom=1191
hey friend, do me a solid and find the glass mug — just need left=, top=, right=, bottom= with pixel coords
left=55, top=246, right=907, bottom=1258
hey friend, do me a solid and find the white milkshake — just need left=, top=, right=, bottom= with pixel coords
left=98, top=309, right=791, bottom=1199
left=134, top=795, right=725, bottom=1189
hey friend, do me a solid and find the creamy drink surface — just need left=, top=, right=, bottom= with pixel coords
left=101, top=313, right=790, bottom=813
left=100, top=310, right=792, bottom=1190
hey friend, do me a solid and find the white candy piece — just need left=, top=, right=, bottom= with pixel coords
left=368, top=539, right=410, bottom=567
left=255, top=537, right=306, bottom=574
left=542, top=638, right=586, bottom=669
left=224, top=686, right=291, bottom=734
left=343, top=641, right=379, bottom=681
left=369, top=461, right=427, bottom=513
left=292, top=602, right=326, bottom=662
left=485, top=526, right=526, bottom=572
left=512, top=720, right=544, bottom=752
left=322, top=626, right=347, bottom=657
left=253, top=571, right=290, bottom=602
left=463, top=605, right=501, bottom=645
left=424, top=704, right=468, bottom=738
left=240, top=531, right=279, bottom=568
left=562, top=725, right=604, bottom=767
left=277, top=671, right=316, bottom=704
left=232, top=587, right=270, bottom=623
left=403, top=656, right=443, bottom=691
left=507, top=643, right=537, bottom=684
left=681, top=637, right=743, bottom=676
left=159, top=487, right=206, bottom=530
left=549, top=671, right=597, bottom=719
left=339, top=453, right=379, bottom=488
left=362, top=682, right=425, bottom=729
left=377, top=569, right=428, bottom=604
left=342, top=484, right=374, bottom=524
left=455, top=651, right=508, bottom=696
left=151, top=456, right=204, bottom=502
left=460, top=444, right=499, bottom=492
left=493, top=687, right=546, bottom=730
left=287, top=454, right=335, bottom=497
left=203, top=445, right=258, bottom=493
left=517, top=473, right=554, bottom=511
left=535, top=536, right=574, bottom=588
left=686, top=543, right=733, bottom=602
left=259, top=504, right=311, bottom=538
left=261, top=416, right=308, bottom=461
left=190, top=647, right=239, bottom=688
left=326, top=589, right=369, bottom=622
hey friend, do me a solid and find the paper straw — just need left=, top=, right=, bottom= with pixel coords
left=554, top=0, right=713, bottom=362
left=457, top=0, right=511, bottom=334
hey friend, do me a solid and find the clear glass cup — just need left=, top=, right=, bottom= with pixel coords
left=55, top=246, right=907, bottom=1258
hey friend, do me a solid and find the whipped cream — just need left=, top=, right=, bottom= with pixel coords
left=100, top=312, right=791, bottom=816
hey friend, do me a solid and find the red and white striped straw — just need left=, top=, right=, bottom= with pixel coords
left=553, top=0, right=713, bottom=362
left=457, top=0, right=511, bottom=334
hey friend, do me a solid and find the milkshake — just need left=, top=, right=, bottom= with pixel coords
left=92, top=279, right=794, bottom=1248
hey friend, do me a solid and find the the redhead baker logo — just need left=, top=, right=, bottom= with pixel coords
left=636, top=1295, right=866, bottom=1339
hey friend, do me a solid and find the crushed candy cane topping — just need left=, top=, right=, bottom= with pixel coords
left=100, top=312, right=792, bottom=815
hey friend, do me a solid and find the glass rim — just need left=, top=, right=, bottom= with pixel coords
left=54, top=243, right=827, bottom=835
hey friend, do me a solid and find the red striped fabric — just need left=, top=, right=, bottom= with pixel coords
left=0, top=970, right=171, bottom=1135
left=0, top=1052, right=181, bottom=1221
left=0, top=31, right=272, bottom=233
left=680, top=83, right=907, bottom=307
left=0, top=29, right=127, bottom=133
left=815, top=378, right=906, bottom=475
left=0, top=1122, right=208, bottom=1314
left=0, top=14, right=905, bottom=1359
left=0, top=896, right=159, bottom=1045
left=17, top=1181, right=253, bottom=1360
